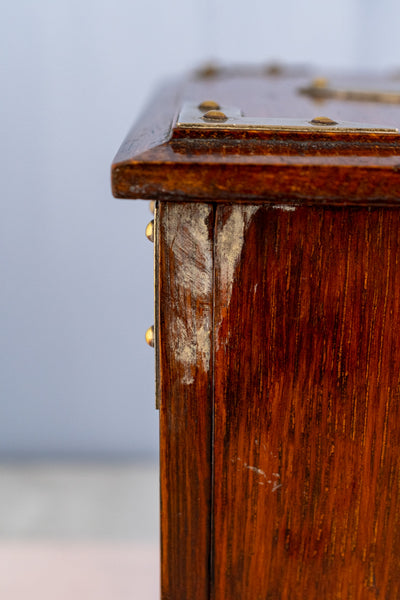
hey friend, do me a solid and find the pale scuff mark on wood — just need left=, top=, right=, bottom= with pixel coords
left=170, top=314, right=212, bottom=385
left=218, top=205, right=260, bottom=306
left=239, top=460, right=282, bottom=491
left=166, top=204, right=212, bottom=385
left=272, top=204, right=296, bottom=212
left=196, top=319, right=211, bottom=372
left=166, top=205, right=212, bottom=298
left=245, top=464, right=267, bottom=479
left=171, top=316, right=196, bottom=384
left=215, top=205, right=260, bottom=351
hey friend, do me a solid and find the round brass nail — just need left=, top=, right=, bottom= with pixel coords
left=196, top=62, right=220, bottom=79
left=149, top=200, right=155, bottom=214
left=265, top=62, right=283, bottom=76
left=198, top=100, right=220, bottom=111
left=145, top=220, right=154, bottom=242
left=312, top=77, right=329, bottom=89
left=310, top=116, right=338, bottom=126
left=145, top=325, right=155, bottom=348
left=202, top=110, right=228, bottom=122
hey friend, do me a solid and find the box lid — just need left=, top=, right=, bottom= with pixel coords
left=112, top=65, right=400, bottom=206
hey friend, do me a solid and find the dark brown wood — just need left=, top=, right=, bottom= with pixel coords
left=112, top=67, right=400, bottom=600
left=213, top=204, right=400, bottom=599
left=112, top=69, right=400, bottom=205
left=112, top=78, right=184, bottom=166
left=157, top=202, right=214, bottom=600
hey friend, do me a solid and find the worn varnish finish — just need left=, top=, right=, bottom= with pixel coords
left=157, top=202, right=214, bottom=600
left=213, top=205, right=400, bottom=599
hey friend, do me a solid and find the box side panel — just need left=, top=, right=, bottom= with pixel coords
left=213, top=205, right=400, bottom=599
left=158, top=202, right=214, bottom=600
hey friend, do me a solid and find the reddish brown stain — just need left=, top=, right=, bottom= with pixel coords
left=112, top=71, right=400, bottom=205
left=113, top=69, right=400, bottom=599
left=213, top=205, right=400, bottom=600
left=157, top=202, right=214, bottom=600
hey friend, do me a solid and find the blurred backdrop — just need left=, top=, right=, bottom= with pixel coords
left=2, top=1, right=400, bottom=597
left=1, top=0, right=400, bottom=459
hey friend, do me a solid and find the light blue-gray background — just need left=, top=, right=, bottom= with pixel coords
left=1, top=0, right=399, bottom=458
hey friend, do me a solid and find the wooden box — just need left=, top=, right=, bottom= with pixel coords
left=112, top=66, right=400, bottom=599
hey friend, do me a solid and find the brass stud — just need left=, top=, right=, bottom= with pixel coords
left=198, top=100, right=221, bottom=111
left=310, top=116, right=338, bottom=126
left=265, top=62, right=283, bottom=76
left=202, top=110, right=228, bottom=122
left=196, top=62, right=220, bottom=79
left=145, top=220, right=154, bottom=242
left=145, top=325, right=155, bottom=348
left=312, top=77, right=329, bottom=89
left=149, top=200, right=155, bottom=214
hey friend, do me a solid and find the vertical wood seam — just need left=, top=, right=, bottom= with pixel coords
left=209, top=203, right=217, bottom=600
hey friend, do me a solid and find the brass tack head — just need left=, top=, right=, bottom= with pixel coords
left=312, top=77, right=329, bottom=89
left=198, top=100, right=221, bottom=111
left=196, top=62, right=220, bottom=78
left=145, top=219, right=154, bottom=243
left=202, top=110, right=228, bottom=122
left=310, top=116, right=338, bottom=126
left=265, top=62, right=283, bottom=76
left=149, top=200, right=155, bottom=214
left=145, top=325, right=155, bottom=348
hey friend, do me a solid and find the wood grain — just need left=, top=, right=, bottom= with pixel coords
left=111, top=78, right=184, bottom=192
left=112, top=67, right=400, bottom=599
left=213, top=205, right=400, bottom=600
left=112, top=70, right=400, bottom=205
left=157, top=202, right=214, bottom=600
left=112, top=158, right=400, bottom=205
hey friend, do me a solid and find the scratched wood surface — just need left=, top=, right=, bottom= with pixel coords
left=112, top=69, right=400, bottom=205
left=157, top=202, right=214, bottom=600
left=213, top=205, right=400, bottom=599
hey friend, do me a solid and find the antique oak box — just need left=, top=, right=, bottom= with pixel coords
left=112, top=66, right=400, bottom=599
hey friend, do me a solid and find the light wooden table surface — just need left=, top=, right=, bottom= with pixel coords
left=0, top=463, right=159, bottom=599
